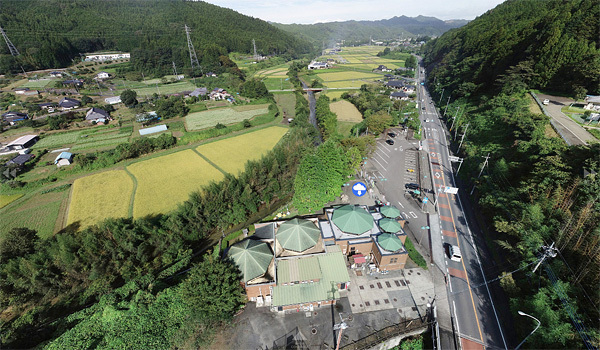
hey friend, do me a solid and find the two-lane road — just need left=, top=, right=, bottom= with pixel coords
left=418, top=66, right=508, bottom=350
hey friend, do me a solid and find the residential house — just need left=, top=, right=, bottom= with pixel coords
left=2, top=111, right=29, bottom=125
left=49, top=71, right=63, bottom=78
left=95, top=71, right=111, bottom=80
left=59, top=97, right=81, bottom=110
left=85, top=107, right=110, bottom=124
left=63, top=79, right=84, bottom=87
left=308, top=61, right=330, bottom=70
left=385, top=80, right=404, bottom=89
left=205, top=72, right=217, bottom=77
left=390, top=91, right=409, bottom=101
left=5, top=154, right=34, bottom=168
left=5, top=135, right=38, bottom=151
left=584, top=96, right=600, bottom=111
left=54, top=152, right=73, bottom=167
left=374, top=65, right=392, bottom=72
left=209, top=88, right=231, bottom=101
left=189, top=87, right=208, bottom=98
left=402, top=85, right=416, bottom=94
left=14, top=87, right=29, bottom=95
left=38, top=102, right=55, bottom=110
left=23, top=90, right=39, bottom=96
left=105, top=96, right=121, bottom=105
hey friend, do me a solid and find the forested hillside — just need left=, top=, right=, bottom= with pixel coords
left=274, top=16, right=467, bottom=46
left=422, top=0, right=600, bottom=97
left=423, top=0, right=599, bottom=348
left=0, top=0, right=313, bottom=75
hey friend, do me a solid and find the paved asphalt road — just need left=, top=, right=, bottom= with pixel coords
left=417, top=66, right=510, bottom=350
left=535, top=93, right=596, bottom=146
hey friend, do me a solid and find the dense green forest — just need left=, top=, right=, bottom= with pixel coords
left=423, top=0, right=599, bottom=348
left=274, top=16, right=468, bottom=46
left=422, top=0, right=600, bottom=97
left=0, top=0, right=313, bottom=75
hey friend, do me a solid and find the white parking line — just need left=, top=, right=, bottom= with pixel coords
left=373, top=157, right=385, bottom=169
left=378, top=149, right=390, bottom=158
left=397, top=201, right=404, bottom=208
left=378, top=145, right=391, bottom=154
left=376, top=153, right=389, bottom=164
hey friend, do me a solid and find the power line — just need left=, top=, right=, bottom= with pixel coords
left=0, top=26, right=20, bottom=56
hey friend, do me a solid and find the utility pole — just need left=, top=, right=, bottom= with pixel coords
left=532, top=242, right=558, bottom=273
left=0, top=26, right=20, bottom=56
left=456, top=158, right=464, bottom=174
left=449, top=106, right=460, bottom=131
left=439, top=88, right=444, bottom=104
left=253, top=39, right=258, bottom=61
left=172, top=61, right=178, bottom=77
left=457, top=123, right=469, bottom=151
left=470, top=153, right=490, bottom=195
left=443, top=96, right=451, bottom=116
left=333, top=313, right=349, bottom=350
left=185, top=24, right=200, bottom=72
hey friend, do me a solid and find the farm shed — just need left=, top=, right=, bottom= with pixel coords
left=5, top=153, right=34, bottom=167
left=2, top=111, right=29, bottom=125
left=54, top=152, right=73, bottom=167
left=105, top=96, right=122, bottom=104
left=139, top=124, right=168, bottom=136
left=5, top=135, right=38, bottom=151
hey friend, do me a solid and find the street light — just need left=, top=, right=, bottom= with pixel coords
left=515, top=311, right=541, bottom=350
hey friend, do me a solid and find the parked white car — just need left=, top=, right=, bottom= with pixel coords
left=543, top=99, right=550, bottom=105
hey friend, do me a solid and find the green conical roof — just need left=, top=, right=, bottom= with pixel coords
left=379, top=218, right=403, bottom=233
left=377, top=233, right=403, bottom=252
left=228, top=239, right=273, bottom=282
left=277, top=218, right=320, bottom=252
left=380, top=205, right=401, bottom=218
left=331, top=205, right=374, bottom=235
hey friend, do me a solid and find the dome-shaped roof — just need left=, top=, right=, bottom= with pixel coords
left=228, top=239, right=273, bottom=282
left=378, top=218, right=403, bottom=233
left=377, top=233, right=403, bottom=252
left=277, top=218, right=320, bottom=252
left=380, top=205, right=401, bottom=218
left=331, top=205, right=373, bottom=234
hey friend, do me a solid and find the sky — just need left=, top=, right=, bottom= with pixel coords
left=201, top=0, right=506, bottom=24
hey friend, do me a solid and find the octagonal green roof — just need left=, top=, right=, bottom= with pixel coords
left=331, top=205, right=374, bottom=235
left=228, top=239, right=273, bottom=282
left=277, top=218, right=320, bottom=252
left=377, top=233, right=403, bottom=252
left=378, top=218, right=403, bottom=233
left=380, top=205, right=401, bottom=218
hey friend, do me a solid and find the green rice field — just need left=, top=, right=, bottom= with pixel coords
left=0, top=190, right=67, bottom=238
left=185, top=104, right=270, bottom=131
left=21, top=79, right=55, bottom=89
left=32, top=127, right=132, bottom=150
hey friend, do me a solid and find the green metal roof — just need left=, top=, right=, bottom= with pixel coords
left=277, top=256, right=322, bottom=284
left=331, top=205, right=374, bottom=234
left=377, top=233, right=404, bottom=252
left=380, top=205, right=401, bottom=218
left=272, top=250, right=349, bottom=307
left=277, top=218, right=320, bottom=252
left=379, top=218, right=403, bottom=233
left=227, top=239, right=273, bottom=283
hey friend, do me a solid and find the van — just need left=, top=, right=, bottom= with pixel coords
left=449, top=245, right=462, bottom=262
left=542, top=99, right=550, bottom=105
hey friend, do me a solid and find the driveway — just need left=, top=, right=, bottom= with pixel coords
left=535, top=93, right=596, bottom=145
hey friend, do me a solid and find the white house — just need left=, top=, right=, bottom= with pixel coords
left=84, top=52, right=130, bottom=61
left=308, top=61, right=330, bottom=70
left=54, top=152, right=73, bottom=167
left=105, top=96, right=122, bottom=105
left=95, top=71, right=111, bottom=80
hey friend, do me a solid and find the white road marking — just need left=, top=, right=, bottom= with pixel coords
left=453, top=301, right=461, bottom=335
left=376, top=153, right=389, bottom=164
left=373, top=157, right=385, bottom=169
left=397, top=201, right=404, bottom=208
left=409, top=211, right=418, bottom=218
left=402, top=212, right=408, bottom=219
left=378, top=149, right=391, bottom=158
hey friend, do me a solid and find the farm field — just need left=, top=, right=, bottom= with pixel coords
left=128, top=149, right=224, bottom=218
left=324, top=90, right=349, bottom=100
left=127, top=81, right=196, bottom=97
left=67, top=170, right=134, bottom=227
left=330, top=100, right=362, bottom=122
left=273, top=94, right=296, bottom=118
left=255, top=66, right=289, bottom=78
left=185, top=104, right=270, bottom=131
left=0, top=190, right=66, bottom=238
left=0, top=194, right=23, bottom=208
left=21, top=79, right=55, bottom=89
left=196, top=126, right=287, bottom=175
left=32, top=126, right=132, bottom=150
left=263, top=77, right=293, bottom=91
left=317, top=71, right=380, bottom=82
left=338, top=121, right=357, bottom=137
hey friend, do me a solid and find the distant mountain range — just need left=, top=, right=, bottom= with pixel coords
left=273, top=16, right=469, bottom=45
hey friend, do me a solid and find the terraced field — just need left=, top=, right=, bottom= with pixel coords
left=0, top=190, right=66, bottom=238
left=330, top=100, right=362, bottom=122
left=185, top=104, right=270, bottom=131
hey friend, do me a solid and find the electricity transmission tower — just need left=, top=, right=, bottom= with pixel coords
left=0, top=26, right=20, bottom=56
left=184, top=24, right=200, bottom=71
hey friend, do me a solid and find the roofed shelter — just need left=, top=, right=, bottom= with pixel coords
left=276, top=218, right=321, bottom=253
left=227, top=239, right=273, bottom=283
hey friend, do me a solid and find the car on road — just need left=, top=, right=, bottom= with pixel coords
left=543, top=99, right=550, bottom=105
left=405, top=183, right=419, bottom=190
left=387, top=132, right=396, bottom=138
left=385, top=139, right=394, bottom=145
left=447, top=244, right=462, bottom=262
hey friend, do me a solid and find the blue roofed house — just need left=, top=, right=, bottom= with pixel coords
left=2, top=111, right=29, bottom=125
left=54, top=152, right=73, bottom=167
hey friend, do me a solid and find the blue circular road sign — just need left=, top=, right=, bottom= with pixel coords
left=352, top=182, right=367, bottom=197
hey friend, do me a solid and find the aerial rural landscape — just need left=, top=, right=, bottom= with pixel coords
left=0, top=0, right=598, bottom=349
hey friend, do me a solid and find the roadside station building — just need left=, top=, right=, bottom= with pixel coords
left=228, top=204, right=407, bottom=313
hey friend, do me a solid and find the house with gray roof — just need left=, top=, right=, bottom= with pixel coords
left=59, top=97, right=81, bottom=110
left=85, top=107, right=110, bottom=124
